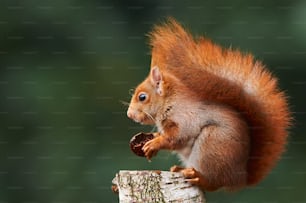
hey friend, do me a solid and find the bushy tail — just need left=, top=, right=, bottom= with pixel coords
left=149, top=18, right=291, bottom=185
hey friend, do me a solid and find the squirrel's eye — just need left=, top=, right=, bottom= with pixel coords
left=138, top=93, right=147, bottom=102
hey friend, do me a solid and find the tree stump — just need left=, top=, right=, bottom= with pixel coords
left=112, top=170, right=206, bottom=203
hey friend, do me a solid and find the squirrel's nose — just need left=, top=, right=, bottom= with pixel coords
left=127, top=108, right=133, bottom=119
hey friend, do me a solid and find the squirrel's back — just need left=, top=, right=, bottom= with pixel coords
left=149, top=18, right=291, bottom=186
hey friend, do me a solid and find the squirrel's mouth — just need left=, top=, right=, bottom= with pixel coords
left=136, top=117, right=147, bottom=124
left=127, top=108, right=155, bottom=125
left=129, top=115, right=145, bottom=124
left=137, top=115, right=154, bottom=125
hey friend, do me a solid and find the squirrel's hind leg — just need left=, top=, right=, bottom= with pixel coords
left=170, top=165, right=219, bottom=192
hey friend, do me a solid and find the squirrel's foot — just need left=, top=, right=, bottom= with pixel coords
left=179, top=167, right=203, bottom=186
left=170, top=166, right=218, bottom=191
left=170, top=165, right=185, bottom=172
left=111, top=185, right=118, bottom=194
left=170, top=165, right=202, bottom=184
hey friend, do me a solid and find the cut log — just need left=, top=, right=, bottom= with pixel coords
left=112, top=170, right=206, bottom=203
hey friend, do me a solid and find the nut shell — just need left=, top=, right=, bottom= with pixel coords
left=129, top=132, right=154, bottom=157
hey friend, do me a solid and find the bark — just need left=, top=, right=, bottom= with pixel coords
left=112, top=170, right=206, bottom=203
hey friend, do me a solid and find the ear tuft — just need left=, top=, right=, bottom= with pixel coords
left=150, top=66, right=163, bottom=95
left=151, top=66, right=161, bottom=83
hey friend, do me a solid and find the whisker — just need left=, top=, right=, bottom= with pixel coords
left=129, top=88, right=135, bottom=96
left=143, top=110, right=156, bottom=123
left=120, top=100, right=130, bottom=107
left=150, top=126, right=157, bottom=133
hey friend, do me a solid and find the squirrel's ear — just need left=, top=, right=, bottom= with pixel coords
left=150, top=66, right=163, bottom=95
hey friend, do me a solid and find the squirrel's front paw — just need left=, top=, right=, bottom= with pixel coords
left=142, top=137, right=162, bottom=160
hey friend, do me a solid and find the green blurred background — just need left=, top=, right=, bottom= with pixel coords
left=0, top=0, right=305, bottom=202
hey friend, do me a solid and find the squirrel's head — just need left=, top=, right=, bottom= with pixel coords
left=127, top=66, right=167, bottom=125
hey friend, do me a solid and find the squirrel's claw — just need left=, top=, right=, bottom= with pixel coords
left=186, top=177, right=201, bottom=185
left=170, top=166, right=202, bottom=182
left=170, top=165, right=185, bottom=172
left=142, top=138, right=160, bottom=160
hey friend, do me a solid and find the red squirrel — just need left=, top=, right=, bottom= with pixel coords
left=127, top=18, right=291, bottom=191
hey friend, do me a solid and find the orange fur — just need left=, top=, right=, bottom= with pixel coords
left=148, top=18, right=291, bottom=186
